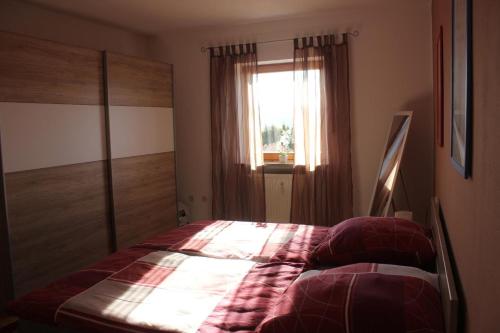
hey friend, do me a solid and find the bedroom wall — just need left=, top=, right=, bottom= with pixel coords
left=149, top=0, right=434, bottom=222
left=0, top=0, right=151, bottom=57
left=432, top=0, right=500, bottom=332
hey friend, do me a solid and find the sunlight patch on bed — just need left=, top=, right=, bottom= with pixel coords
left=58, top=251, right=255, bottom=333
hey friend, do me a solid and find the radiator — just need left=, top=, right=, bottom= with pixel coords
left=265, top=174, right=292, bottom=223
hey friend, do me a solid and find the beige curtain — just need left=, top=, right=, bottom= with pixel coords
left=290, top=35, right=353, bottom=226
left=210, top=44, right=266, bottom=221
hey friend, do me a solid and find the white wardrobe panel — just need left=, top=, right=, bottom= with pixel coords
left=0, top=103, right=106, bottom=173
left=109, top=106, right=174, bottom=159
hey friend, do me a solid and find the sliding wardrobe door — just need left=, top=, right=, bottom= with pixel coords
left=0, top=32, right=110, bottom=295
left=106, top=52, right=177, bottom=249
left=0, top=133, right=13, bottom=312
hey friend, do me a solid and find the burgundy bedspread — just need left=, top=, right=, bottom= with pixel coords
left=8, top=248, right=304, bottom=333
left=8, top=220, right=327, bottom=332
left=8, top=247, right=155, bottom=325
left=136, top=220, right=329, bottom=265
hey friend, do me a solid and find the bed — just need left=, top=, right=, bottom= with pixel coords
left=9, top=248, right=304, bottom=333
left=135, top=220, right=329, bottom=265
left=8, top=198, right=458, bottom=333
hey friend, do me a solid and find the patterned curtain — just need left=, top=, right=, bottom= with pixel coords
left=290, top=35, right=353, bottom=226
left=210, top=43, right=266, bottom=221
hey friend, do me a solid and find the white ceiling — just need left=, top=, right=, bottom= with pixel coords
left=24, top=0, right=388, bottom=35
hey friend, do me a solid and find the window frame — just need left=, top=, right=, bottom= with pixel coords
left=258, top=62, right=295, bottom=164
left=258, top=62, right=293, bottom=73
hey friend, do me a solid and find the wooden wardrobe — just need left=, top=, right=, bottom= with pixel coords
left=0, top=31, right=177, bottom=309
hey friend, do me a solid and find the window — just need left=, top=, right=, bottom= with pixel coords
left=256, top=63, right=295, bottom=163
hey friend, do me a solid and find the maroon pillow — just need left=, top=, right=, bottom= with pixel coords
left=257, top=264, right=444, bottom=333
left=311, top=217, right=435, bottom=269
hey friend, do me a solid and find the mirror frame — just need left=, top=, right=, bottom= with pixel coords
left=367, top=111, right=413, bottom=216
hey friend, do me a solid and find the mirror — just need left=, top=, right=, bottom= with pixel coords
left=368, top=111, right=413, bottom=216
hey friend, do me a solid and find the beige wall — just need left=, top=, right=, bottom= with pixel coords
left=0, top=0, right=151, bottom=57
left=433, top=0, right=500, bottom=331
left=150, top=1, right=434, bottom=221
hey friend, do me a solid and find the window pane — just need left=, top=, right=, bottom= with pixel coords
left=255, top=71, right=294, bottom=153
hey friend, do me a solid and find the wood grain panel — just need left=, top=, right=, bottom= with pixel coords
left=107, top=53, right=172, bottom=107
left=0, top=31, right=103, bottom=105
left=112, top=152, right=177, bottom=249
left=5, top=161, right=111, bottom=296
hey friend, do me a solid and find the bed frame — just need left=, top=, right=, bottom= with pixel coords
left=430, top=197, right=459, bottom=333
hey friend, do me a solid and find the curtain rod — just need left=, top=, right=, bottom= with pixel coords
left=200, top=30, right=359, bottom=53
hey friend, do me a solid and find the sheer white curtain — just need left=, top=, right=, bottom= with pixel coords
left=293, top=60, right=324, bottom=170
left=290, top=35, right=353, bottom=226
left=234, top=61, right=263, bottom=170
